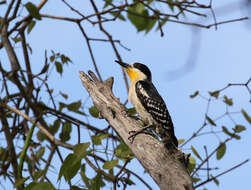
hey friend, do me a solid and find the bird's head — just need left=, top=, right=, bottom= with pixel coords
left=115, top=60, right=152, bottom=83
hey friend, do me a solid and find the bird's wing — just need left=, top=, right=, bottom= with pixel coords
left=135, top=80, right=173, bottom=129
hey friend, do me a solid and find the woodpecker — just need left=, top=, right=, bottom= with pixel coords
left=115, top=60, right=178, bottom=147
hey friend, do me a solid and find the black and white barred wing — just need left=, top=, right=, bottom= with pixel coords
left=135, top=80, right=178, bottom=147
left=135, top=81, right=174, bottom=130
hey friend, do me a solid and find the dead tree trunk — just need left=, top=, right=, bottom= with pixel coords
left=79, top=70, right=193, bottom=190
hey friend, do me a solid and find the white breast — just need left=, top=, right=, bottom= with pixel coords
left=128, top=81, right=153, bottom=125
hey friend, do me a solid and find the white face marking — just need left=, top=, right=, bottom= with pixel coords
left=126, top=63, right=147, bottom=83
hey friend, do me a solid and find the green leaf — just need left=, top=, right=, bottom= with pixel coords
left=40, top=63, right=49, bottom=74
left=127, top=3, right=150, bottom=32
left=211, top=175, right=219, bottom=186
left=145, top=17, right=157, bottom=33
left=192, top=177, right=201, bottom=183
left=91, top=135, right=101, bottom=145
left=71, top=186, right=87, bottom=190
left=25, top=2, right=41, bottom=20
left=103, top=160, right=118, bottom=170
left=115, top=141, right=134, bottom=160
left=12, top=37, right=22, bottom=43
left=37, top=130, right=47, bottom=141
left=178, top=139, right=185, bottom=145
left=33, top=170, right=45, bottom=181
left=81, top=165, right=91, bottom=189
left=222, top=126, right=241, bottom=140
left=50, top=119, right=60, bottom=135
left=59, top=102, right=67, bottom=111
left=216, top=143, right=226, bottom=160
left=91, top=172, right=104, bottom=190
left=36, top=146, right=45, bottom=160
left=188, top=156, right=196, bottom=173
left=59, top=91, right=68, bottom=100
left=48, top=89, right=53, bottom=94
left=89, top=106, right=99, bottom=118
left=99, top=133, right=109, bottom=139
left=223, top=95, right=233, bottom=106
left=191, top=146, right=202, bottom=161
left=147, top=0, right=154, bottom=5
left=55, top=61, right=62, bottom=75
left=206, top=115, right=216, bottom=126
left=59, top=122, right=72, bottom=142
left=241, top=109, right=251, bottom=124
left=190, top=91, right=199, bottom=98
left=91, top=134, right=108, bottom=145
left=0, top=147, right=8, bottom=161
left=31, top=182, right=55, bottom=190
left=127, top=107, right=136, bottom=115
left=103, top=0, right=112, bottom=8
left=14, top=177, right=30, bottom=187
left=58, top=154, right=81, bottom=182
left=167, top=0, right=175, bottom=12
left=27, top=20, right=36, bottom=34
left=50, top=55, right=55, bottom=62
left=209, top=90, right=220, bottom=98
left=61, top=54, right=71, bottom=64
left=233, top=125, right=246, bottom=133
left=123, top=178, right=135, bottom=185
left=68, top=100, right=81, bottom=112
left=73, top=143, right=90, bottom=158
left=24, top=182, right=37, bottom=190
left=0, top=1, right=6, bottom=5
left=110, top=11, right=126, bottom=21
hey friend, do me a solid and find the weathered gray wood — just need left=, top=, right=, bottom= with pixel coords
left=79, top=70, right=193, bottom=190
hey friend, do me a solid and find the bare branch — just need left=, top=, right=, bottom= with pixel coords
left=1, top=102, right=73, bottom=150
left=0, top=19, right=20, bottom=72
left=195, top=159, right=249, bottom=188
left=77, top=22, right=103, bottom=81
left=0, top=103, right=19, bottom=185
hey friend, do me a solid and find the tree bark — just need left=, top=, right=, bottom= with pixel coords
left=79, top=70, right=193, bottom=190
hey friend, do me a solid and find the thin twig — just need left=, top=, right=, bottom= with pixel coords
left=77, top=21, right=103, bottom=81
left=2, top=103, right=73, bottom=149
left=40, top=145, right=56, bottom=182
left=203, top=146, right=209, bottom=179
left=195, top=159, right=249, bottom=188
left=17, top=119, right=38, bottom=180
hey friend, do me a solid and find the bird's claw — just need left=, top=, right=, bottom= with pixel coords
left=128, top=130, right=137, bottom=143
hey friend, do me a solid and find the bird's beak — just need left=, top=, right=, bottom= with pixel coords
left=115, top=60, right=131, bottom=68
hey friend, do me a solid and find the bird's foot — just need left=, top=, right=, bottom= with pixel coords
left=128, top=124, right=153, bottom=143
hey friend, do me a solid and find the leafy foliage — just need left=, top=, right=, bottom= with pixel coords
left=127, top=3, right=157, bottom=33
left=59, top=143, right=90, bottom=182
left=216, top=143, right=226, bottom=160
left=190, top=91, right=199, bottom=98
left=102, top=160, right=118, bottom=170
left=205, top=115, right=216, bottom=126
left=209, top=90, right=220, bottom=98
left=89, top=106, right=99, bottom=118
left=188, top=156, right=196, bottom=173
left=191, top=146, right=202, bottom=161
left=25, top=2, right=41, bottom=20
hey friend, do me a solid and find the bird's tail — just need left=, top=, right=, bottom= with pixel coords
left=156, top=126, right=178, bottom=148
left=162, top=131, right=178, bottom=148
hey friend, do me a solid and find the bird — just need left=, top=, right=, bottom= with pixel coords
left=115, top=60, right=178, bottom=148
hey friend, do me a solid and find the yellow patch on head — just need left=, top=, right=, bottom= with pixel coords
left=126, top=68, right=140, bottom=82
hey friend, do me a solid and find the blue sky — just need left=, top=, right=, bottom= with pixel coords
left=1, top=0, right=250, bottom=189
